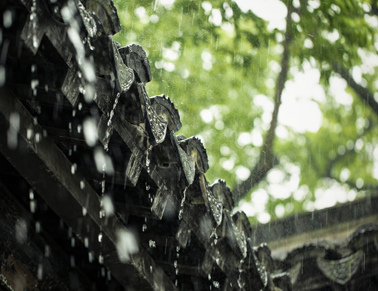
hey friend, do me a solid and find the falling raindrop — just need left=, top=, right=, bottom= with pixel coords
left=101, top=195, right=114, bottom=216
left=35, top=133, right=41, bottom=143
left=88, top=251, right=93, bottom=262
left=237, top=259, right=246, bottom=288
left=29, top=189, right=34, bottom=200
left=210, top=228, right=218, bottom=245
left=31, top=79, right=38, bottom=96
left=116, top=229, right=138, bottom=263
left=37, top=264, right=43, bottom=280
left=83, top=118, right=98, bottom=146
left=27, top=128, right=33, bottom=140
left=178, top=187, right=188, bottom=220
left=145, top=146, right=152, bottom=173
left=3, top=10, right=13, bottom=28
left=149, top=240, right=156, bottom=248
left=30, top=200, right=36, bottom=213
left=35, top=221, right=41, bottom=233
left=104, top=93, right=120, bottom=151
left=30, top=0, right=38, bottom=49
left=71, top=163, right=77, bottom=174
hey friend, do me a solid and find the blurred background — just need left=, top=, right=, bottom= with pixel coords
left=112, top=0, right=378, bottom=224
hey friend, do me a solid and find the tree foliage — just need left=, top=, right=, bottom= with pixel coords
left=113, top=0, right=378, bottom=223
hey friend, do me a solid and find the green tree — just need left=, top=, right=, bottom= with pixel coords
left=113, top=0, right=378, bottom=223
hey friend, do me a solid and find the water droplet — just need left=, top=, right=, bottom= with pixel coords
left=116, top=229, right=138, bottom=263
left=71, top=163, right=77, bottom=174
left=3, top=10, right=13, bottom=28
left=29, top=189, right=34, bottom=200
left=27, top=128, right=33, bottom=140
left=149, top=240, right=156, bottom=248
left=37, top=264, right=43, bottom=280
left=77, top=1, right=97, bottom=38
left=35, top=221, right=41, bottom=233
left=178, top=187, right=188, bottom=220
left=101, top=195, right=114, bottom=216
left=30, top=200, right=36, bottom=213
left=88, top=251, right=93, bottom=262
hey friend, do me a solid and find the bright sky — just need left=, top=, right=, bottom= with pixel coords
left=233, top=0, right=287, bottom=30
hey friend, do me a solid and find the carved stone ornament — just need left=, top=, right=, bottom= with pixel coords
left=317, top=249, right=363, bottom=285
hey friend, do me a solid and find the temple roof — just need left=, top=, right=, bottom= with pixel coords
left=0, top=0, right=377, bottom=290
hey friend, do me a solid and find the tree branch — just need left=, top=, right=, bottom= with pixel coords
left=323, top=120, right=376, bottom=187
left=325, top=121, right=375, bottom=178
left=232, top=7, right=293, bottom=203
left=333, top=64, right=378, bottom=115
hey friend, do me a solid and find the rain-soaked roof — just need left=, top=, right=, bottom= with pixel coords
left=0, top=0, right=377, bottom=290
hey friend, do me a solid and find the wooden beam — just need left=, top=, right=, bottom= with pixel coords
left=0, top=184, right=96, bottom=291
left=0, top=87, right=177, bottom=291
